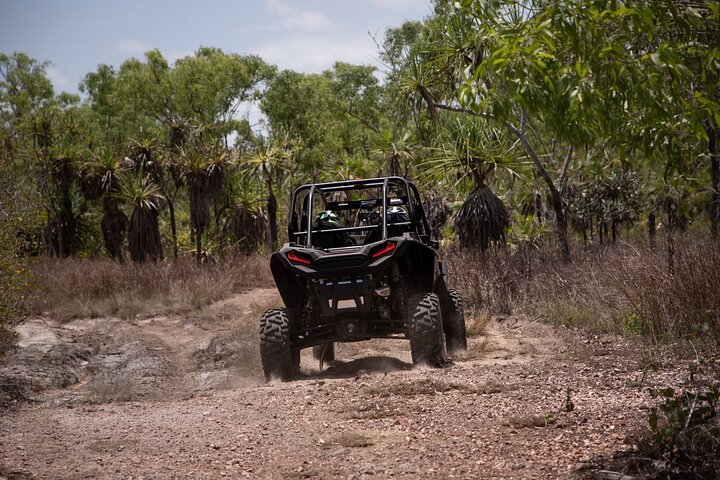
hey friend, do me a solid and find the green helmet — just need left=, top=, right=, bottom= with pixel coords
left=315, top=210, right=341, bottom=228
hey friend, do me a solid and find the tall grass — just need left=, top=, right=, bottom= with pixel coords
left=30, top=254, right=273, bottom=321
left=447, top=234, right=720, bottom=347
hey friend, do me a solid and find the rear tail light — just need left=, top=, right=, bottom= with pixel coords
left=287, top=251, right=312, bottom=265
left=372, top=241, right=396, bottom=258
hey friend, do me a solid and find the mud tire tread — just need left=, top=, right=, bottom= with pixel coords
left=444, top=288, right=468, bottom=353
left=259, top=308, right=299, bottom=381
left=407, top=292, right=447, bottom=367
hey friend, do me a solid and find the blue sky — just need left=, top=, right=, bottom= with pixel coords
left=0, top=0, right=432, bottom=93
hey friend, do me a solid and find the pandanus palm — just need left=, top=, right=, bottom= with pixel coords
left=120, top=175, right=163, bottom=262
left=242, top=136, right=295, bottom=250
left=224, top=176, right=266, bottom=253
left=171, top=125, right=229, bottom=262
left=370, top=130, right=415, bottom=177
left=81, top=145, right=128, bottom=260
left=129, top=138, right=179, bottom=259
left=424, top=117, right=519, bottom=250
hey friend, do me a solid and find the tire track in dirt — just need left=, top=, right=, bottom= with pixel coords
left=1, top=289, right=686, bottom=479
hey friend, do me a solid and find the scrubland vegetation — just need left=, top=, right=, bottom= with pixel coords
left=1, top=1, right=720, bottom=476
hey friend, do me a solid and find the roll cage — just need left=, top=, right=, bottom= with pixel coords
left=288, top=176, right=436, bottom=249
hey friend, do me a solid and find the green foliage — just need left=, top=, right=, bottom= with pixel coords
left=568, top=169, right=644, bottom=238
left=0, top=162, right=34, bottom=337
left=647, top=358, right=720, bottom=478
left=120, top=174, right=163, bottom=262
left=2, top=1, right=720, bottom=274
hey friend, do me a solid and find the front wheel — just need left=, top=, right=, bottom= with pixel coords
left=259, top=308, right=300, bottom=381
left=407, top=292, right=448, bottom=367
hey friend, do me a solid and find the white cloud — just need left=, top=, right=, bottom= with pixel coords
left=264, top=0, right=293, bottom=16
left=46, top=67, right=73, bottom=91
left=116, top=38, right=149, bottom=55
left=370, top=0, right=430, bottom=9
left=263, top=0, right=332, bottom=32
left=280, top=11, right=331, bottom=30
left=255, top=34, right=378, bottom=73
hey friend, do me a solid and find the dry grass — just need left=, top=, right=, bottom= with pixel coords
left=465, top=310, right=491, bottom=337
left=29, top=254, right=273, bottom=321
left=88, top=373, right=140, bottom=403
left=447, top=234, right=720, bottom=347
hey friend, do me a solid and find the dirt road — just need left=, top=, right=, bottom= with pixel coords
left=0, top=288, right=684, bottom=479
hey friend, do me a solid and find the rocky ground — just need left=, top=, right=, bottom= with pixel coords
left=0, top=288, right=690, bottom=479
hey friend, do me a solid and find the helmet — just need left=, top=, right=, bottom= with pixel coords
left=315, top=210, right=341, bottom=228
left=387, top=206, right=409, bottom=224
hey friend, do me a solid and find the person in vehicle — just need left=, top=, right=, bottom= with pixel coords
left=312, top=210, right=356, bottom=249
left=364, top=206, right=410, bottom=244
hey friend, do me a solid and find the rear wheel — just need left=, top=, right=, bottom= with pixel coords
left=443, top=288, right=467, bottom=353
left=259, top=308, right=300, bottom=381
left=406, top=292, right=447, bottom=367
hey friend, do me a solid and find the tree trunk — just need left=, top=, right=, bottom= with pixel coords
left=506, top=122, right=570, bottom=261
left=101, top=199, right=128, bottom=262
left=648, top=212, right=656, bottom=248
left=611, top=221, right=617, bottom=243
left=168, top=199, right=178, bottom=260
left=708, top=125, right=719, bottom=240
left=196, top=226, right=202, bottom=263
left=268, top=191, right=278, bottom=250
left=666, top=204, right=675, bottom=275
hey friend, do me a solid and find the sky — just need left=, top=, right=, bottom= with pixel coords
left=0, top=0, right=432, bottom=94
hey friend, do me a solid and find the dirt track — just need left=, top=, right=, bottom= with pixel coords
left=0, top=288, right=686, bottom=479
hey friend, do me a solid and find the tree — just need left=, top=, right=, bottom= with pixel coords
left=242, top=135, right=295, bottom=249
left=81, top=145, right=128, bottom=260
left=121, top=174, right=163, bottom=262
left=170, top=124, right=229, bottom=262
left=0, top=53, right=84, bottom=257
left=425, top=116, right=518, bottom=249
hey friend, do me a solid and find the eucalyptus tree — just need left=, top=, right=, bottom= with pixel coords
left=113, top=48, right=273, bottom=152
left=0, top=53, right=83, bottom=256
left=261, top=63, right=389, bottom=183
left=260, top=69, right=338, bottom=180
left=390, top=0, right=720, bottom=258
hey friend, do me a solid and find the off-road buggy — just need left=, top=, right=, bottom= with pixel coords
left=259, top=176, right=467, bottom=381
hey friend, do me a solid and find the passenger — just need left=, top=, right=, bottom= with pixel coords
left=364, top=206, right=410, bottom=244
left=312, top=210, right=355, bottom=249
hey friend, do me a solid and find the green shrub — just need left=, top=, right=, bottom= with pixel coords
left=646, top=358, right=720, bottom=478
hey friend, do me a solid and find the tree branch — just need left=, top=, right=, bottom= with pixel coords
left=433, top=102, right=495, bottom=120
left=505, top=122, right=556, bottom=190
left=558, top=146, right=574, bottom=190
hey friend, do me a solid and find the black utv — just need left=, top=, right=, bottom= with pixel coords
left=259, top=176, right=467, bottom=381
